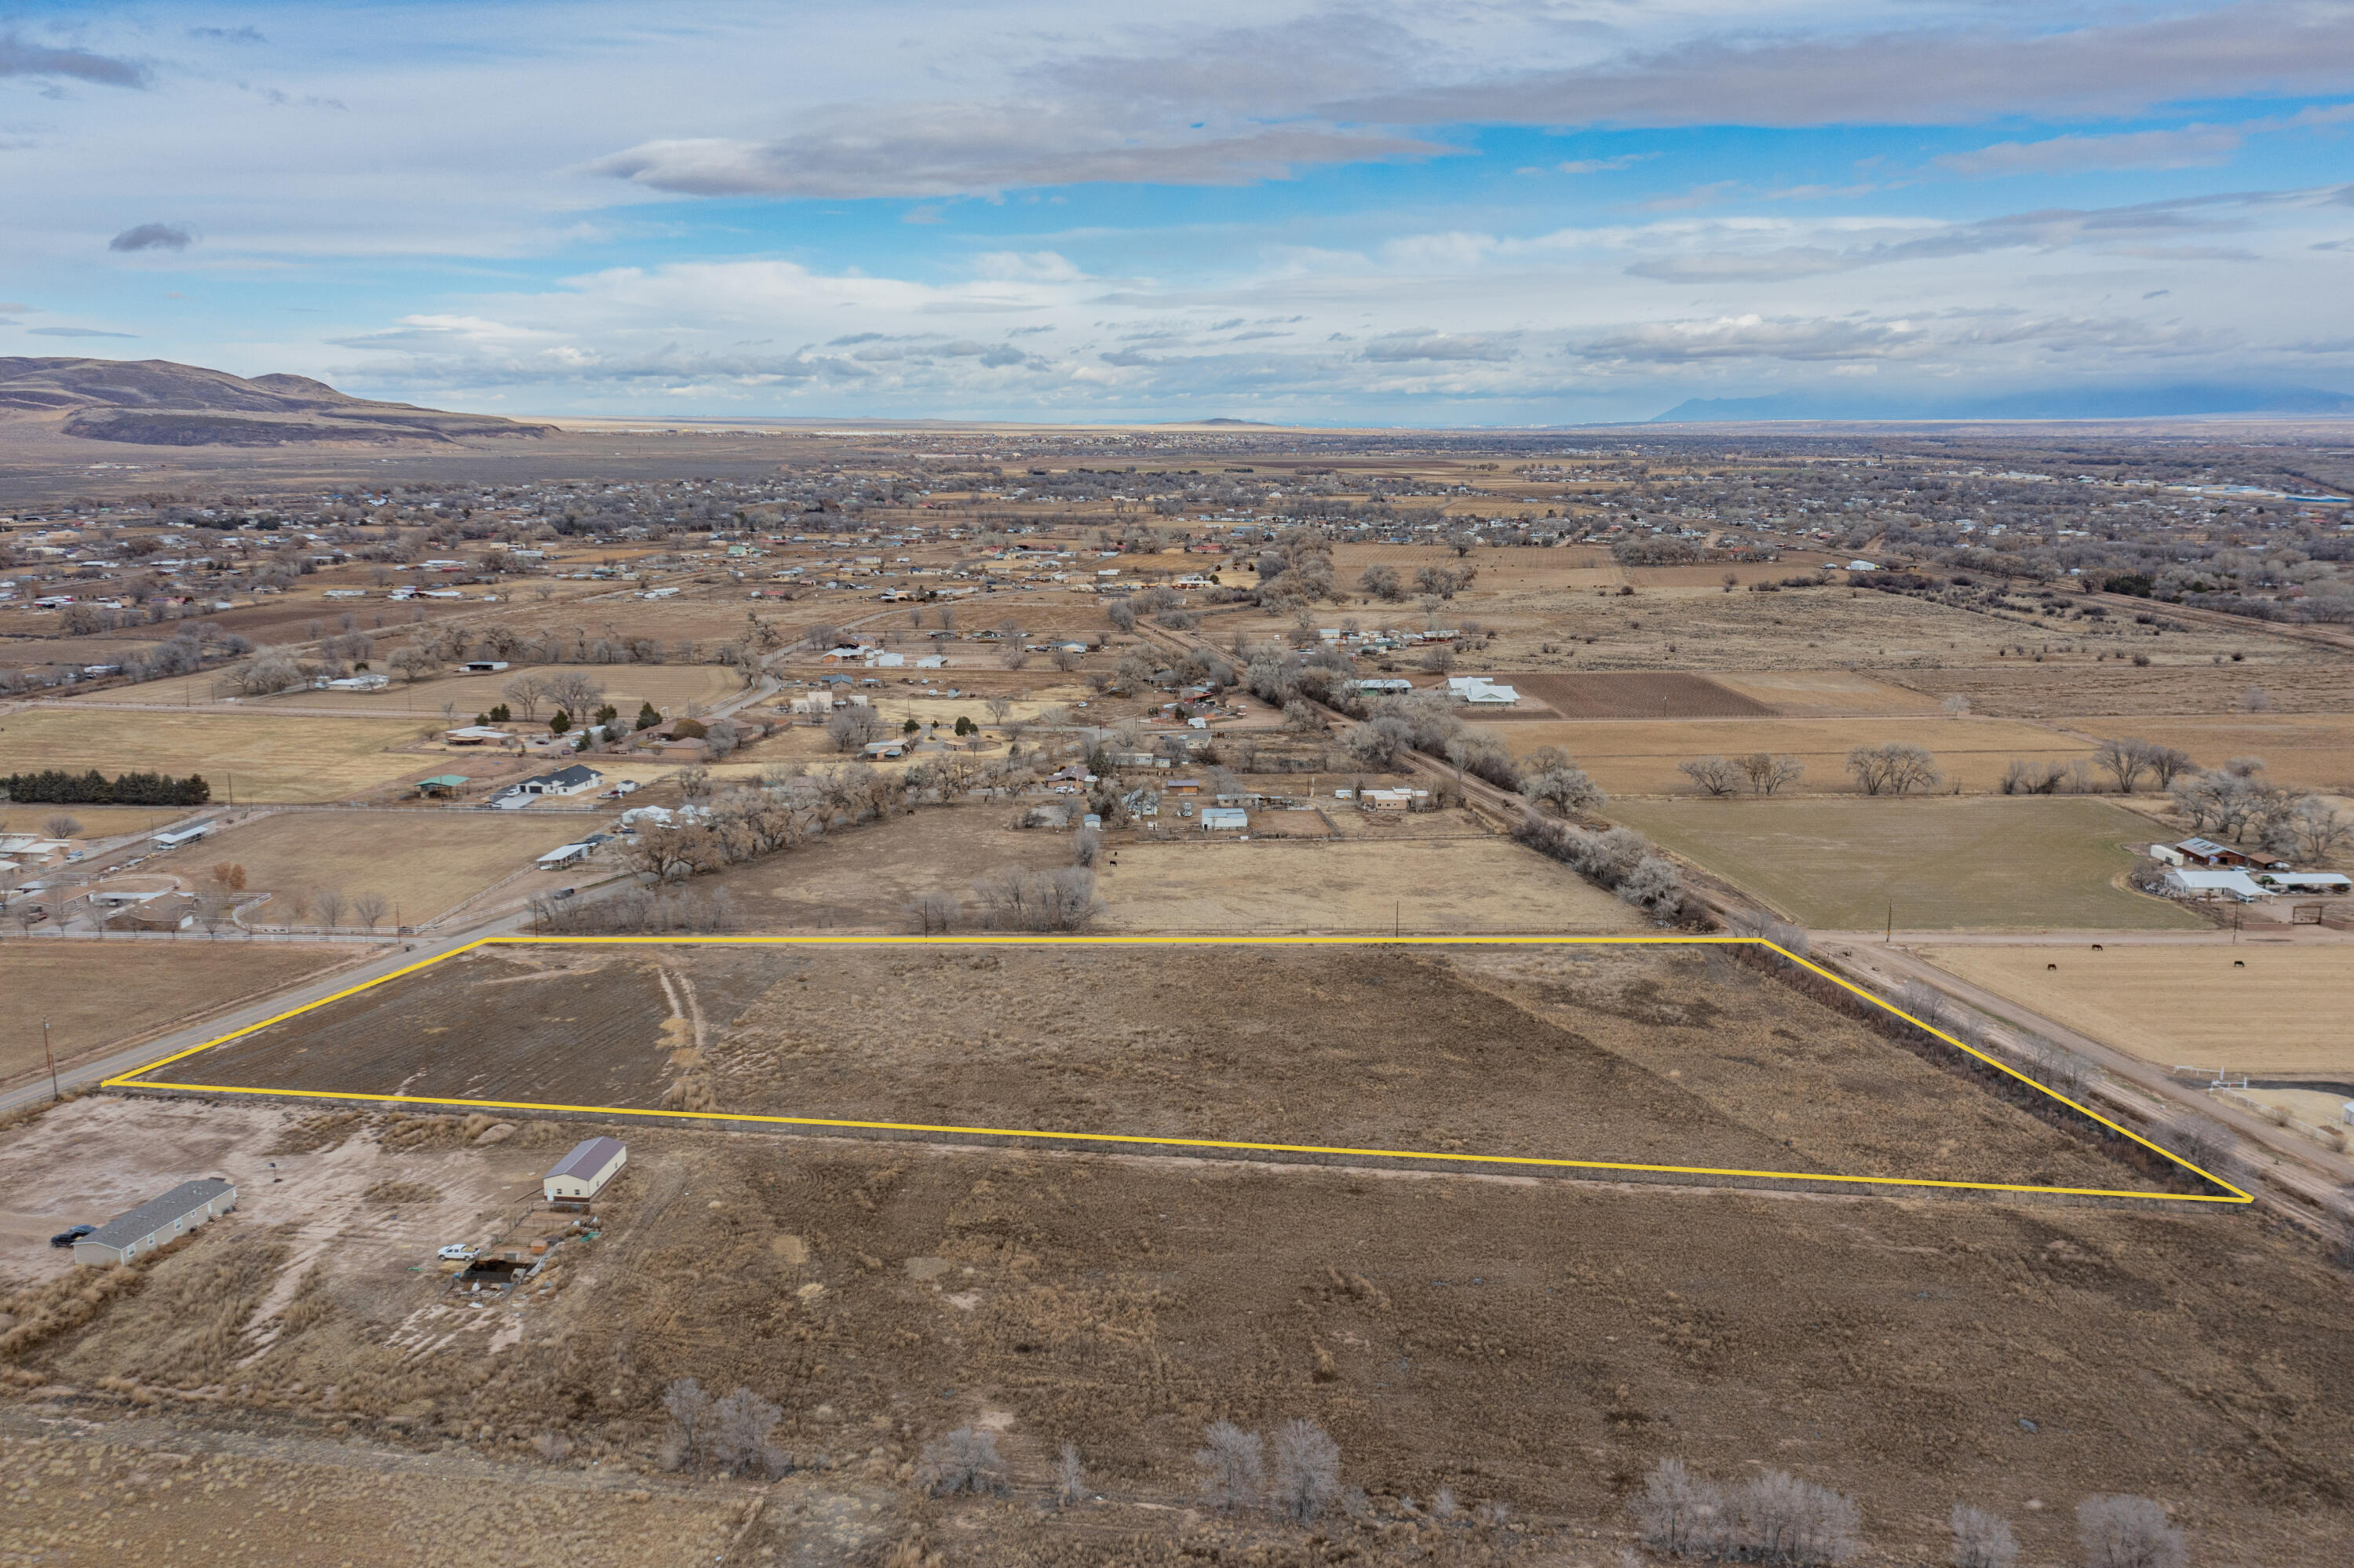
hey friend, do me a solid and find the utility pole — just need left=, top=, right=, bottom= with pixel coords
left=1886, top=900, right=1893, bottom=944
left=42, top=1019, right=57, bottom=1103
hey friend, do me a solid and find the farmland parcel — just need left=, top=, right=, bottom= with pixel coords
left=0, top=709, right=425, bottom=803
left=1610, top=796, right=2203, bottom=932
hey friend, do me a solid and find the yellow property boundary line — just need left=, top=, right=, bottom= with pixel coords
left=104, top=935, right=2253, bottom=1206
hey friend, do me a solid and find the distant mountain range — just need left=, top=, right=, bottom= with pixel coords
left=0, top=357, right=554, bottom=446
left=1649, top=384, right=2354, bottom=424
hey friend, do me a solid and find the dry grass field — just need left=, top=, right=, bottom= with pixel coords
left=1611, top=795, right=2203, bottom=931
left=1918, top=944, right=2354, bottom=1075
left=2, top=1092, right=2343, bottom=1566
left=0, top=942, right=348, bottom=1080
left=75, top=660, right=745, bottom=718
left=1886, top=661, right=2354, bottom=717
left=1476, top=713, right=2092, bottom=795
left=0, top=709, right=428, bottom=803
left=1505, top=671, right=1773, bottom=719
left=2049, top=713, right=2354, bottom=794
left=159, top=811, right=588, bottom=926
left=0, top=802, right=200, bottom=841
left=1100, top=837, right=1645, bottom=932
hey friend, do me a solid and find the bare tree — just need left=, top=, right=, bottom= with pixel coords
left=503, top=673, right=548, bottom=720
left=42, top=814, right=82, bottom=839
left=1899, top=978, right=1951, bottom=1031
left=2093, top=738, right=2151, bottom=793
left=825, top=706, right=885, bottom=753
left=1739, top=753, right=1804, bottom=794
left=662, top=1377, right=712, bottom=1470
left=1848, top=742, right=1942, bottom=795
left=1677, top=756, right=1743, bottom=797
left=352, top=890, right=391, bottom=932
left=984, top=695, right=1013, bottom=727
left=2078, top=1497, right=2186, bottom=1568
left=1949, top=1503, right=2018, bottom=1568
left=918, top=1428, right=1009, bottom=1497
left=1630, top=1458, right=1732, bottom=1560
left=2286, top=795, right=2352, bottom=862
left=709, top=1387, right=783, bottom=1475
left=1269, top=1419, right=1341, bottom=1522
left=1051, top=646, right=1084, bottom=673
left=2142, top=745, right=2195, bottom=788
left=312, top=887, right=347, bottom=930
left=1054, top=1442, right=1087, bottom=1508
left=1941, top=693, right=1972, bottom=717
left=2240, top=684, right=2272, bottom=713
left=542, top=670, right=606, bottom=723
left=1195, top=1420, right=1264, bottom=1514
left=1738, top=1470, right=1860, bottom=1566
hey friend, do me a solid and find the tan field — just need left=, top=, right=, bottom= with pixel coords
left=2049, top=712, right=2354, bottom=793
left=72, top=660, right=747, bottom=719
left=1473, top=713, right=2094, bottom=795
left=157, top=810, right=590, bottom=926
left=0, top=942, right=350, bottom=1081
left=0, top=802, right=200, bottom=841
left=1918, top=943, right=2354, bottom=1074
left=0, top=709, right=429, bottom=803
left=1098, top=836, right=1647, bottom=932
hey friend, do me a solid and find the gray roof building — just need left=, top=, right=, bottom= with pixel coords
left=74, top=1177, right=236, bottom=1267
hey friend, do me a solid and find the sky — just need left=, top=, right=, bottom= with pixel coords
left=3, top=1, right=2353, bottom=424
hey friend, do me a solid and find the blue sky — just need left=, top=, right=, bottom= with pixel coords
left=4, top=2, right=2353, bottom=422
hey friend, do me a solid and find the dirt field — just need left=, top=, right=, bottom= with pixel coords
left=1099, top=838, right=1645, bottom=932
left=1479, top=714, right=2092, bottom=795
left=75, top=661, right=746, bottom=719
left=1505, top=672, right=1773, bottom=720
left=0, top=942, right=350, bottom=1082
left=1708, top=669, right=1947, bottom=716
left=0, top=709, right=429, bottom=804
left=1917, top=944, right=2354, bottom=1075
left=136, top=941, right=2171, bottom=1195
left=1611, top=796, right=2203, bottom=932
left=0, top=1093, right=2343, bottom=1566
left=161, top=811, right=589, bottom=926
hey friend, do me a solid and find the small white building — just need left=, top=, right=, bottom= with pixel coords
left=462, top=659, right=511, bottom=674
left=544, top=1137, right=626, bottom=1202
left=1200, top=807, right=1249, bottom=831
left=74, top=1178, right=236, bottom=1266
left=536, top=842, right=595, bottom=870
left=326, top=672, right=389, bottom=691
left=150, top=823, right=213, bottom=850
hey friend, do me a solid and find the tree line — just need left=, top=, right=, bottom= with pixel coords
left=2, top=769, right=211, bottom=805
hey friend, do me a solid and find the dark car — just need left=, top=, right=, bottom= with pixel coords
left=49, top=1224, right=94, bottom=1248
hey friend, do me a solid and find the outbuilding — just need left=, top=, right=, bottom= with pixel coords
left=1200, top=807, right=1249, bottom=831
left=544, top=1137, right=626, bottom=1203
left=74, top=1178, right=236, bottom=1266
left=149, top=823, right=212, bottom=851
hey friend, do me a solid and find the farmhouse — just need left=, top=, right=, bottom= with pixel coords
left=1443, top=676, right=1520, bottom=706
left=74, top=1177, right=236, bottom=1266
left=544, top=1137, right=626, bottom=1202
left=2162, top=866, right=2272, bottom=903
left=443, top=725, right=513, bottom=746
left=491, top=764, right=604, bottom=808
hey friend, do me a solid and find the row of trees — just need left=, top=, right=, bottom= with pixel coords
left=1678, top=753, right=1806, bottom=797
left=1513, top=813, right=1688, bottom=918
left=2, top=769, right=210, bottom=805
left=1632, top=1457, right=2184, bottom=1568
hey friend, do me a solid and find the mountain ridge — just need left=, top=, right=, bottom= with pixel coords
left=0, top=357, right=555, bottom=446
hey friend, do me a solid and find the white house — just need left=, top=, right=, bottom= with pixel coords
left=544, top=1137, right=626, bottom=1202
left=2162, top=866, right=2271, bottom=903
left=491, top=764, right=604, bottom=808
left=1443, top=676, right=1520, bottom=706
left=75, top=1178, right=236, bottom=1266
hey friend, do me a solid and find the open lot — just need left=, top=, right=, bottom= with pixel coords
left=1886, top=661, right=2354, bottom=718
left=134, top=940, right=2170, bottom=1195
left=1100, top=837, right=1645, bottom=932
left=1611, top=795, right=2204, bottom=931
left=159, top=810, right=589, bottom=926
left=1504, top=671, right=1774, bottom=720
left=0, top=1092, right=2340, bottom=1566
left=1707, top=668, right=1947, bottom=716
left=0, top=802, right=201, bottom=841
left=0, top=709, right=429, bottom=803
left=1917, top=943, right=2354, bottom=1076
left=0, top=941, right=349, bottom=1082
left=1478, top=714, right=2093, bottom=795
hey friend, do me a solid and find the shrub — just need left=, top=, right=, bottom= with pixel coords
left=918, top=1428, right=1009, bottom=1497
left=2078, top=1496, right=2186, bottom=1568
